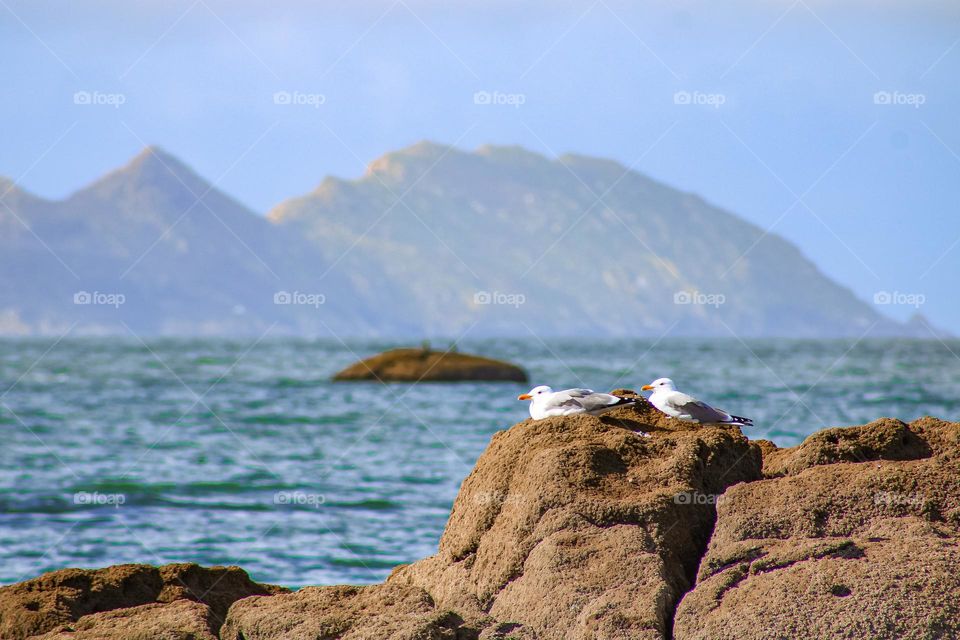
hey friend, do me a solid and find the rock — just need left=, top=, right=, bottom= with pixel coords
left=759, top=416, right=958, bottom=477
left=33, top=600, right=216, bottom=640
left=332, top=347, right=528, bottom=382
left=673, top=417, right=960, bottom=640
left=155, top=563, right=287, bottom=628
left=0, top=563, right=285, bottom=640
left=220, top=583, right=463, bottom=640
left=217, top=402, right=760, bottom=640
left=388, top=404, right=762, bottom=639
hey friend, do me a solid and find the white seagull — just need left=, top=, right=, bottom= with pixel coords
left=518, top=385, right=637, bottom=420
left=641, top=378, right=753, bottom=426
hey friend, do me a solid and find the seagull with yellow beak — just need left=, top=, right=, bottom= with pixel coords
left=518, top=385, right=637, bottom=420
left=641, top=378, right=753, bottom=426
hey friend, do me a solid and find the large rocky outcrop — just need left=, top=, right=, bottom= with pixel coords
left=4, top=407, right=960, bottom=640
left=673, top=416, right=960, bottom=640
left=221, top=399, right=762, bottom=639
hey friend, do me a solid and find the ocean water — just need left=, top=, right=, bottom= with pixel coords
left=1, top=337, right=959, bottom=589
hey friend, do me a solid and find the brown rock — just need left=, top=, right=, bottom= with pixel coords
left=33, top=600, right=216, bottom=640
left=218, top=402, right=759, bottom=640
left=220, top=583, right=462, bottom=640
left=760, top=416, right=959, bottom=477
left=157, top=563, right=287, bottom=628
left=0, top=563, right=285, bottom=640
left=331, top=347, right=528, bottom=382
left=389, top=404, right=762, bottom=639
left=674, top=417, right=960, bottom=640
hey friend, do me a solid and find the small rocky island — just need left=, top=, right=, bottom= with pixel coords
left=332, top=346, right=528, bottom=383
left=3, top=397, right=959, bottom=639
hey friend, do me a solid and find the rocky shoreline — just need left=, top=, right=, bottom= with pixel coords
left=3, top=397, right=958, bottom=639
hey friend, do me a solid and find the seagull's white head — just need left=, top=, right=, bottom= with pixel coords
left=641, top=378, right=675, bottom=393
left=518, top=385, right=552, bottom=401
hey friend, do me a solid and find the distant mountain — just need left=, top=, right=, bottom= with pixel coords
left=269, top=141, right=915, bottom=337
left=0, top=147, right=367, bottom=336
left=0, top=142, right=937, bottom=337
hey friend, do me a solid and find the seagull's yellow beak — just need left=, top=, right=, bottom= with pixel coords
left=641, top=384, right=654, bottom=391
left=518, top=394, right=532, bottom=401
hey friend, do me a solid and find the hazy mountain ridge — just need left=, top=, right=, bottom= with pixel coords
left=269, top=141, right=915, bottom=337
left=0, top=142, right=936, bottom=337
left=0, top=147, right=370, bottom=336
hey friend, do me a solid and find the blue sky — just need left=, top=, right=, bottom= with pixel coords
left=2, top=0, right=959, bottom=331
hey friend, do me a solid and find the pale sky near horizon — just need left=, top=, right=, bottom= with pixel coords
left=2, top=0, right=959, bottom=332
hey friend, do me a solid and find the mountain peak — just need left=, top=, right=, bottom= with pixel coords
left=125, top=145, right=196, bottom=179
left=0, top=176, right=43, bottom=206
left=558, top=152, right=628, bottom=174
left=75, top=145, right=209, bottom=200
left=399, top=139, right=454, bottom=157
left=906, top=312, right=952, bottom=338
left=0, top=176, right=16, bottom=195
left=364, top=140, right=464, bottom=181
left=475, top=144, right=551, bottom=168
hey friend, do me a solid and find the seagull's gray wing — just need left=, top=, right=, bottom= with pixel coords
left=558, top=388, right=627, bottom=413
left=544, top=388, right=588, bottom=411
left=664, top=391, right=732, bottom=423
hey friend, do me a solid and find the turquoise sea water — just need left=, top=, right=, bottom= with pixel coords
left=1, top=337, right=959, bottom=588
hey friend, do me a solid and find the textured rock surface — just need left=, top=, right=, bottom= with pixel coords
left=0, top=563, right=285, bottom=640
left=674, top=417, right=960, bottom=640
left=759, top=416, right=955, bottom=477
left=216, top=399, right=761, bottom=640
left=33, top=600, right=217, bottom=640
left=332, top=347, right=528, bottom=382
left=388, top=401, right=762, bottom=639
left=220, top=583, right=463, bottom=640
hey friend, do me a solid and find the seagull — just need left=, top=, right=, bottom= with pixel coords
left=518, top=385, right=637, bottom=420
left=641, top=378, right=753, bottom=426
